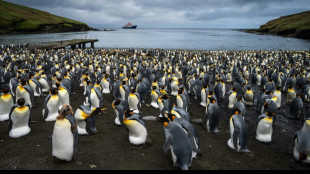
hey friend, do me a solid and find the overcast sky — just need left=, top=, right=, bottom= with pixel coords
left=4, top=0, right=310, bottom=29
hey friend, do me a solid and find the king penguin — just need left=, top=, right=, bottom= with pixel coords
left=293, top=131, right=310, bottom=164
left=0, top=86, right=14, bottom=121
left=176, top=88, right=189, bottom=111
left=203, top=95, right=220, bottom=133
left=89, top=85, right=104, bottom=110
left=43, top=88, right=60, bottom=122
left=273, top=86, right=282, bottom=108
left=56, top=81, right=70, bottom=110
left=255, top=111, right=276, bottom=143
left=29, top=74, right=42, bottom=97
left=15, top=78, right=35, bottom=108
left=243, top=86, right=254, bottom=106
left=74, top=105, right=106, bottom=135
left=8, top=98, right=31, bottom=138
left=52, top=104, right=78, bottom=161
left=227, top=107, right=250, bottom=152
left=286, top=85, right=296, bottom=104
left=123, top=110, right=148, bottom=145
left=227, top=88, right=237, bottom=109
left=158, top=115, right=193, bottom=170
left=301, top=110, right=310, bottom=132
left=128, top=87, right=141, bottom=114
left=165, top=111, right=201, bottom=158
left=150, top=86, right=160, bottom=108
left=112, top=98, right=130, bottom=126
left=289, top=94, right=303, bottom=119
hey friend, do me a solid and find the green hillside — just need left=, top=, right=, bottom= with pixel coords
left=0, top=0, right=91, bottom=34
left=257, top=10, right=310, bottom=39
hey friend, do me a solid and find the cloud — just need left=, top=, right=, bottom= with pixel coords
left=4, top=0, right=310, bottom=28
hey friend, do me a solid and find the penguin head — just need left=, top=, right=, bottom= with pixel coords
left=112, top=99, right=121, bottom=109
left=92, top=107, right=107, bottom=115
left=20, top=78, right=27, bottom=86
left=161, top=94, right=170, bottom=100
left=50, top=88, right=58, bottom=95
left=232, top=106, right=241, bottom=115
left=124, top=110, right=134, bottom=118
left=17, top=98, right=25, bottom=107
left=208, top=95, right=216, bottom=103
left=158, top=115, right=170, bottom=127
left=165, top=112, right=176, bottom=121
left=2, top=86, right=10, bottom=94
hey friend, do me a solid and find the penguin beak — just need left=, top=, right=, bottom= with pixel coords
left=101, top=108, right=107, bottom=111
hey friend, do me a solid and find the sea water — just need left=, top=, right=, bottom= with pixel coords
left=0, top=28, right=309, bottom=50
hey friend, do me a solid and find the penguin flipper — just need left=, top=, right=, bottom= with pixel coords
left=233, top=126, right=241, bottom=150
left=163, top=137, right=172, bottom=154
left=142, top=116, right=158, bottom=121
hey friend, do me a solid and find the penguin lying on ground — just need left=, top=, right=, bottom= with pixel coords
left=158, top=115, right=193, bottom=170
left=74, top=105, right=106, bottom=135
left=123, top=110, right=148, bottom=145
left=293, top=131, right=310, bottom=164
left=8, top=98, right=31, bottom=138
left=112, top=98, right=130, bottom=126
left=255, top=111, right=276, bottom=143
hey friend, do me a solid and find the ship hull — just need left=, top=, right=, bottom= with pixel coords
left=122, top=25, right=137, bottom=29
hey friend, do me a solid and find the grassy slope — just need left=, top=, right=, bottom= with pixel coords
left=257, top=10, right=310, bottom=39
left=0, top=0, right=89, bottom=33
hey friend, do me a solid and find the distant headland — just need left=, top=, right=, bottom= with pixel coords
left=0, top=0, right=98, bottom=35
left=241, top=10, right=310, bottom=40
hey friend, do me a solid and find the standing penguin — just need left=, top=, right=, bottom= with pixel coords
left=227, top=88, right=237, bottom=109
left=158, top=115, right=193, bottom=170
left=165, top=111, right=201, bottom=158
left=29, top=74, right=42, bottom=97
left=89, top=86, right=104, bottom=110
left=158, top=93, right=171, bottom=112
left=0, top=86, right=14, bottom=121
left=273, top=86, right=282, bottom=108
left=200, top=85, right=208, bottom=107
left=112, top=98, right=130, bottom=126
left=289, top=94, right=303, bottom=119
left=203, top=95, right=220, bottom=133
left=74, top=105, right=106, bottom=135
left=8, top=98, right=31, bottom=138
left=56, top=81, right=70, bottom=110
left=293, top=131, right=310, bottom=164
left=243, top=86, right=254, bottom=106
left=286, top=86, right=296, bottom=104
left=52, top=104, right=78, bottom=161
left=255, top=111, right=276, bottom=143
left=227, top=107, right=250, bottom=153
left=43, top=88, right=60, bottom=122
left=176, top=88, right=189, bottom=111
left=16, top=78, right=35, bottom=108
left=123, top=110, right=148, bottom=145
left=234, top=96, right=246, bottom=118
left=301, top=110, right=310, bottom=132
left=128, top=87, right=141, bottom=114
left=150, top=86, right=160, bottom=108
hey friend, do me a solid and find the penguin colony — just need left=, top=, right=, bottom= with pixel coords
left=0, top=46, right=310, bottom=170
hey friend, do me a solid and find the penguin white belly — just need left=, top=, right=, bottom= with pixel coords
left=45, top=95, right=60, bottom=122
left=228, top=93, right=236, bottom=109
left=128, top=95, right=139, bottom=113
left=39, top=78, right=50, bottom=93
left=227, top=117, right=240, bottom=151
left=74, top=109, right=88, bottom=135
left=200, top=90, right=206, bottom=107
left=171, top=82, right=178, bottom=96
left=0, top=94, right=14, bottom=121
left=58, top=89, right=70, bottom=110
left=222, top=84, right=226, bottom=98
left=113, top=109, right=121, bottom=125
left=150, top=91, right=159, bottom=108
left=52, top=119, right=74, bottom=161
left=16, top=87, right=31, bottom=107
left=274, top=92, right=281, bottom=108
left=293, top=139, right=310, bottom=164
left=9, top=79, right=15, bottom=96
left=256, top=118, right=273, bottom=143
left=29, top=80, right=40, bottom=97
left=244, top=92, right=254, bottom=106
left=9, top=107, right=31, bottom=138
left=90, top=89, right=100, bottom=109
left=120, top=87, right=126, bottom=101
left=257, top=76, right=261, bottom=86
left=125, top=120, right=147, bottom=145
left=226, top=74, right=232, bottom=83
left=286, top=91, right=296, bottom=104
left=102, top=80, right=110, bottom=94
left=176, top=95, right=184, bottom=109
left=170, top=145, right=178, bottom=166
